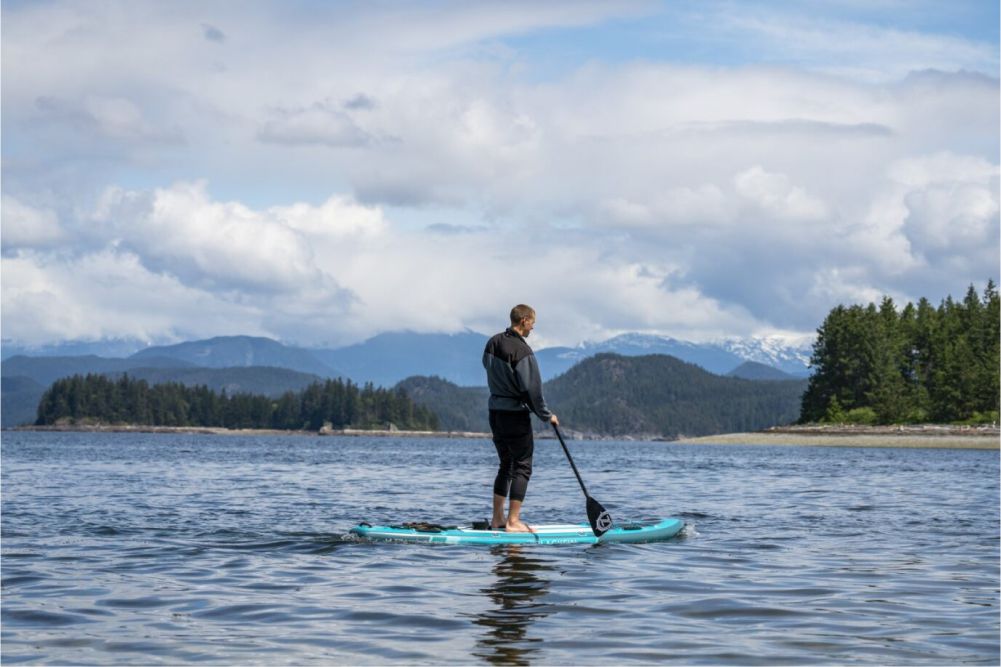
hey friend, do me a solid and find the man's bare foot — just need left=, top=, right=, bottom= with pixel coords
left=505, top=520, right=534, bottom=533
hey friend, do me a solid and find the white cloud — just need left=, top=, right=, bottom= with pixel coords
left=271, top=196, right=387, bottom=239
left=599, top=185, right=732, bottom=229
left=1, top=181, right=769, bottom=347
left=889, top=151, right=997, bottom=189
left=734, top=166, right=828, bottom=221
left=258, top=102, right=373, bottom=147
left=91, top=181, right=332, bottom=293
left=82, top=95, right=169, bottom=142
left=894, top=154, right=1000, bottom=262
left=1, top=1, right=997, bottom=347
left=1, top=249, right=263, bottom=344
left=1, top=196, right=66, bottom=251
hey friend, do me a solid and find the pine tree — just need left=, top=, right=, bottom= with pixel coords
left=801, top=282, right=999, bottom=424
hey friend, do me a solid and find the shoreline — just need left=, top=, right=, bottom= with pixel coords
left=676, top=424, right=999, bottom=450
left=10, top=423, right=999, bottom=449
left=13, top=424, right=491, bottom=439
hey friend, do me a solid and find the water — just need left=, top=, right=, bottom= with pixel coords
left=2, top=431, right=998, bottom=665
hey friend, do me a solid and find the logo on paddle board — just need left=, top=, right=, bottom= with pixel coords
left=596, top=511, right=613, bottom=533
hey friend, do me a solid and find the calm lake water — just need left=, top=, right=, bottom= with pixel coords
left=2, top=431, right=998, bottom=665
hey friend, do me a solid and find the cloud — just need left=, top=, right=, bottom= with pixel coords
left=1, top=181, right=768, bottom=347
left=693, top=119, right=893, bottom=139
left=89, top=181, right=361, bottom=297
left=344, top=94, right=376, bottom=111
left=258, top=102, right=373, bottom=148
left=202, top=23, right=225, bottom=43
left=1, top=1, right=997, bottom=347
left=598, top=185, right=732, bottom=229
left=734, top=166, right=828, bottom=221
left=893, top=153, right=999, bottom=265
left=33, top=95, right=184, bottom=144
left=1, top=196, right=66, bottom=252
left=1, top=249, right=264, bottom=344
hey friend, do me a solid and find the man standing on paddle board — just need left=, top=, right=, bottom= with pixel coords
left=482, top=304, right=558, bottom=533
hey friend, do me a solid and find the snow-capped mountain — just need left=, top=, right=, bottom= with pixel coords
left=714, top=335, right=814, bottom=376
left=2, top=331, right=816, bottom=396
left=535, top=333, right=813, bottom=379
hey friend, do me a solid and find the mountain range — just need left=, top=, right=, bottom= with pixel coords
left=3, top=331, right=812, bottom=380
left=377, top=353, right=807, bottom=438
left=1, top=332, right=813, bottom=428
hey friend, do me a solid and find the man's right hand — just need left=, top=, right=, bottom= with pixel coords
left=550, top=414, right=559, bottom=426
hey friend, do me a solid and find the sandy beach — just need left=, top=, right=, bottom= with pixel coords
left=676, top=425, right=999, bottom=450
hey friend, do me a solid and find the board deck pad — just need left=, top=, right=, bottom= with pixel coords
left=350, top=517, right=684, bottom=545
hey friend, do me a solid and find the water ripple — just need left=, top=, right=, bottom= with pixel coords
left=2, top=432, right=998, bottom=665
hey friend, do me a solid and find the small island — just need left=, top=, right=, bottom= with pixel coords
left=31, top=374, right=441, bottom=433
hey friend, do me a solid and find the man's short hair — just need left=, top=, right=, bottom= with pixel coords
left=510, top=304, right=536, bottom=325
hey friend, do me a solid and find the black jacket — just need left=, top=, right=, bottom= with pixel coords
left=482, top=328, right=553, bottom=421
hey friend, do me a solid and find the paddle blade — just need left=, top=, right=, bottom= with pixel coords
left=586, top=496, right=613, bottom=536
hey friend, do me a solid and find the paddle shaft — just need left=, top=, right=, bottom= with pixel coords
left=552, top=424, right=590, bottom=497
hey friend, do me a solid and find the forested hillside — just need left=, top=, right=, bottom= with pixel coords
left=544, top=354, right=806, bottom=438
left=800, top=283, right=999, bottom=424
left=394, top=376, right=489, bottom=432
left=34, top=374, right=438, bottom=431
left=397, top=353, right=806, bottom=438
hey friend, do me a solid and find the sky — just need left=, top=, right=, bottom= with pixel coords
left=2, top=0, right=999, bottom=350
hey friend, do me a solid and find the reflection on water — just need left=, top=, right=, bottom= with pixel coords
left=473, top=545, right=553, bottom=665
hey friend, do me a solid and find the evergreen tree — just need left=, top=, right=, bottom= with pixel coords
left=34, top=373, right=439, bottom=431
left=800, top=282, right=999, bottom=424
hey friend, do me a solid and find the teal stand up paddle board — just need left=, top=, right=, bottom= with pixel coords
left=350, top=517, right=684, bottom=545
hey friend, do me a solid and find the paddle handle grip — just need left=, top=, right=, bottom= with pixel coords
left=552, top=423, right=590, bottom=497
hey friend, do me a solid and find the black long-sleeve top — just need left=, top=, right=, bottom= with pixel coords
left=482, top=328, right=553, bottom=421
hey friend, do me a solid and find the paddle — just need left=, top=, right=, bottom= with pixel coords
left=552, top=423, right=613, bottom=536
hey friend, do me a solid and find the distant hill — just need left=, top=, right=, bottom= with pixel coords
left=726, top=361, right=797, bottom=381
left=395, top=376, right=489, bottom=432
left=130, top=336, right=339, bottom=377
left=397, top=353, right=807, bottom=439
left=544, top=353, right=806, bottom=438
left=1, top=338, right=147, bottom=361
left=1, top=355, right=195, bottom=388
left=2, top=375, right=46, bottom=427
left=110, top=366, right=324, bottom=397
left=313, top=331, right=489, bottom=387
left=531, top=345, right=582, bottom=380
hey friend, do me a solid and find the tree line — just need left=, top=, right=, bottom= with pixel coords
left=799, top=282, right=999, bottom=425
left=35, top=374, right=439, bottom=431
